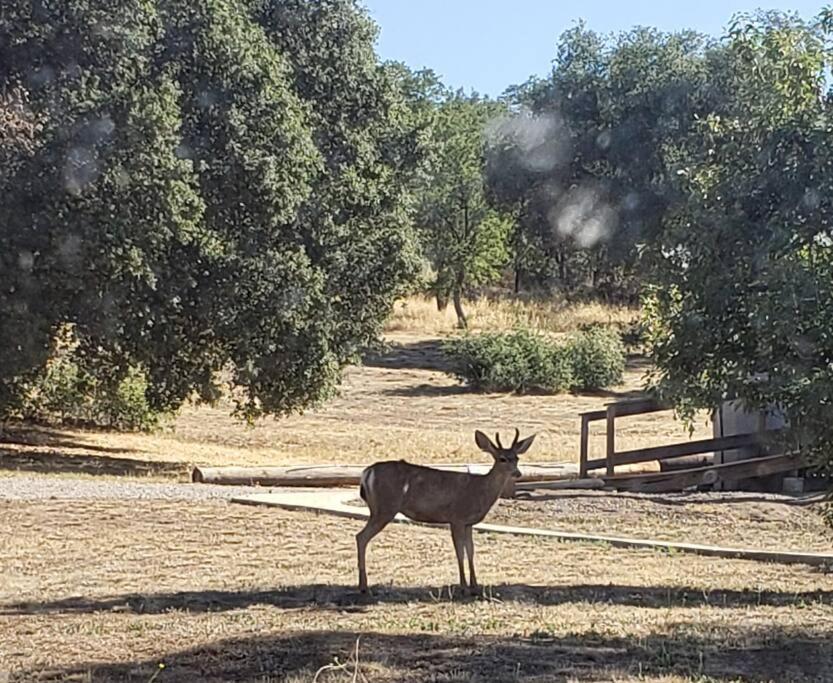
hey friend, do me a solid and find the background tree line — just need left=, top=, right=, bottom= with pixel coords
left=401, top=9, right=833, bottom=479
left=3, top=1, right=833, bottom=481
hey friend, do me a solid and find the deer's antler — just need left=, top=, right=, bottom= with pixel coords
left=512, top=427, right=520, bottom=448
left=495, top=432, right=503, bottom=449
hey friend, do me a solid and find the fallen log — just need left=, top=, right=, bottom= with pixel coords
left=191, top=462, right=579, bottom=487
left=659, top=454, right=714, bottom=472
left=192, top=465, right=362, bottom=486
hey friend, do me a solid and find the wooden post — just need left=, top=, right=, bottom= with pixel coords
left=606, top=405, right=616, bottom=477
left=579, top=415, right=590, bottom=478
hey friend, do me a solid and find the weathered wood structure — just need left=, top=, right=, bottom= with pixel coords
left=578, top=398, right=812, bottom=493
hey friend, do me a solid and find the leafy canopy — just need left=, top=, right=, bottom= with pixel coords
left=0, top=0, right=422, bottom=421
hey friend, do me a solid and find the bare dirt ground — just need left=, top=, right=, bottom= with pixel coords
left=2, top=496, right=832, bottom=682
left=2, top=318, right=831, bottom=682
left=0, top=332, right=712, bottom=478
left=342, top=489, right=833, bottom=553
left=492, top=491, right=833, bottom=552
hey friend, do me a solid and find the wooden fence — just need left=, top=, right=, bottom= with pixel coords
left=578, top=398, right=779, bottom=478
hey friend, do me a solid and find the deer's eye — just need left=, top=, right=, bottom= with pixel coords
left=499, top=455, right=508, bottom=462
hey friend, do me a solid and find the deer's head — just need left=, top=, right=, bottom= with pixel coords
left=474, top=428, right=536, bottom=479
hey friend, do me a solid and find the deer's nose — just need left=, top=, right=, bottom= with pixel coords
left=512, top=465, right=522, bottom=479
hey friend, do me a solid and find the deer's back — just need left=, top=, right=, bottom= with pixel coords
left=362, top=460, right=493, bottom=525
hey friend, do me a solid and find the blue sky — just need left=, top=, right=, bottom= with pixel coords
left=361, top=1, right=825, bottom=96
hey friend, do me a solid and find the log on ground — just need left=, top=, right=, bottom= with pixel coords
left=192, top=463, right=578, bottom=487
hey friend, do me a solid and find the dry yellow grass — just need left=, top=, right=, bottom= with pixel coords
left=384, top=294, right=639, bottom=335
left=0, top=331, right=710, bottom=477
left=2, top=499, right=832, bottom=682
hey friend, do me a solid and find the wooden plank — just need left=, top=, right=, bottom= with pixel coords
left=579, top=415, right=590, bottom=478
left=605, top=407, right=616, bottom=476
left=606, top=398, right=667, bottom=418
left=583, top=430, right=780, bottom=472
left=610, top=431, right=777, bottom=468
left=605, top=452, right=805, bottom=493
left=234, top=490, right=833, bottom=567
left=516, top=477, right=605, bottom=491
left=579, top=399, right=668, bottom=423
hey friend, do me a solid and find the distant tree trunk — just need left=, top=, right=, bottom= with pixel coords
left=452, top=287, right=467, bottom=328
left=513, top=223, right=524, bottom=295
left=436, top=291, right=449, bottom=311
left=452, top=271, right=467, bottom=329
left=514, top=255, right=522, bottom=294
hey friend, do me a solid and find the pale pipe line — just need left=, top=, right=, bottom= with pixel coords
left=232, top=490, right=833, bottom=568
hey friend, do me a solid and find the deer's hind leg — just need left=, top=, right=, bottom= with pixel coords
left=356, top=484, right=400, bottom=593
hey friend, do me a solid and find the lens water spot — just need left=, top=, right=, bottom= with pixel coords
left=64, top=147, right=100, bottom=195
left=18, top=250, right=35, bottom=271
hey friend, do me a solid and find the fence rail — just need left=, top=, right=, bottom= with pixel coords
left=578, top=399, right=779, bottom=477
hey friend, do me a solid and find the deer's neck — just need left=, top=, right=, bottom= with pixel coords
left=475, top=463, right=512, bottom=511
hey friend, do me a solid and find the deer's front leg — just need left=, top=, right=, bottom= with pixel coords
left=464, top=525, right=479, bottom=595
left=450, top=523, right=468, bottom=591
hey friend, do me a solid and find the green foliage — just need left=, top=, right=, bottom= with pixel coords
left=444, top=326, right=625, bottom=393
left=565, top=325, right=626, bottom=390
left=444, top=330, right=573, bottom=393
left=414, top=91, right=514, bottom=325
left=0, top=0, right=423, bottom=422
left=488, top=23, right=719, bottom=301
left=642, top=11, right=833, bottom=480
left=18, top=341, right=164, bottom=431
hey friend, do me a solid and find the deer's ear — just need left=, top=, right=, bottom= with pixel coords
left=474, top=430, right=499, bottom=457
left=514, top=433, right=536, bottom=455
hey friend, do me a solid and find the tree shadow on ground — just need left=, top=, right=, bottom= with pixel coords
left=13, top=623, right=833, bottom=682
left=380, top=383, right=472, bottom=398
left=0, top=421, right=188, bottom=478
left=0, top=421, right=141, bottom=454
left=362, top=339, right=452, bottom=372
left=0, top=442, right=187, bottom=478
left=4, top=582, right=831, bottom=617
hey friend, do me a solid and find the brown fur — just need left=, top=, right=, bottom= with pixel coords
left=356, top=429, right=535, bottom=594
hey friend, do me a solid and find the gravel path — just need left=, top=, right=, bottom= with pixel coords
left=0, top=475, right=268, bottom=501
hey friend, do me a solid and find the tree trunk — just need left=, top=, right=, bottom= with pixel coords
left=452, top=287, right=467, bottom=329
left=436, top=291, right=449, bottom=311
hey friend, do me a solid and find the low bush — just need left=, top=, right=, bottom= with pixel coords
left=445, top=326, right=625, bottom=393
left=565, top=325, right=626, bottom=391
left=444, top=329, right=572, bottom=393
left=14, top=329, right=166, bottom=431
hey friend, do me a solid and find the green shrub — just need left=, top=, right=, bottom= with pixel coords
left=619, top=319, right=647, bottom=350
left=444, top=329, right=572, bottom=393
left=20, top=340, right=165, bottom=431
left=566, top=325, right=626, bottom=391
left=444, top=325, right=626, bottom=394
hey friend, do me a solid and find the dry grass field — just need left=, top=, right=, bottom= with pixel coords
left=2, top=297, right=832, bottom=682
left=2, top=498, right=832, bottom=682
left=0, top=339, right=697, bottom=476
left=0, top=299, right=701, bottom=478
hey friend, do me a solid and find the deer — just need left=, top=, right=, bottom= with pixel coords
left=356, top=428, right=536, bottom=595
